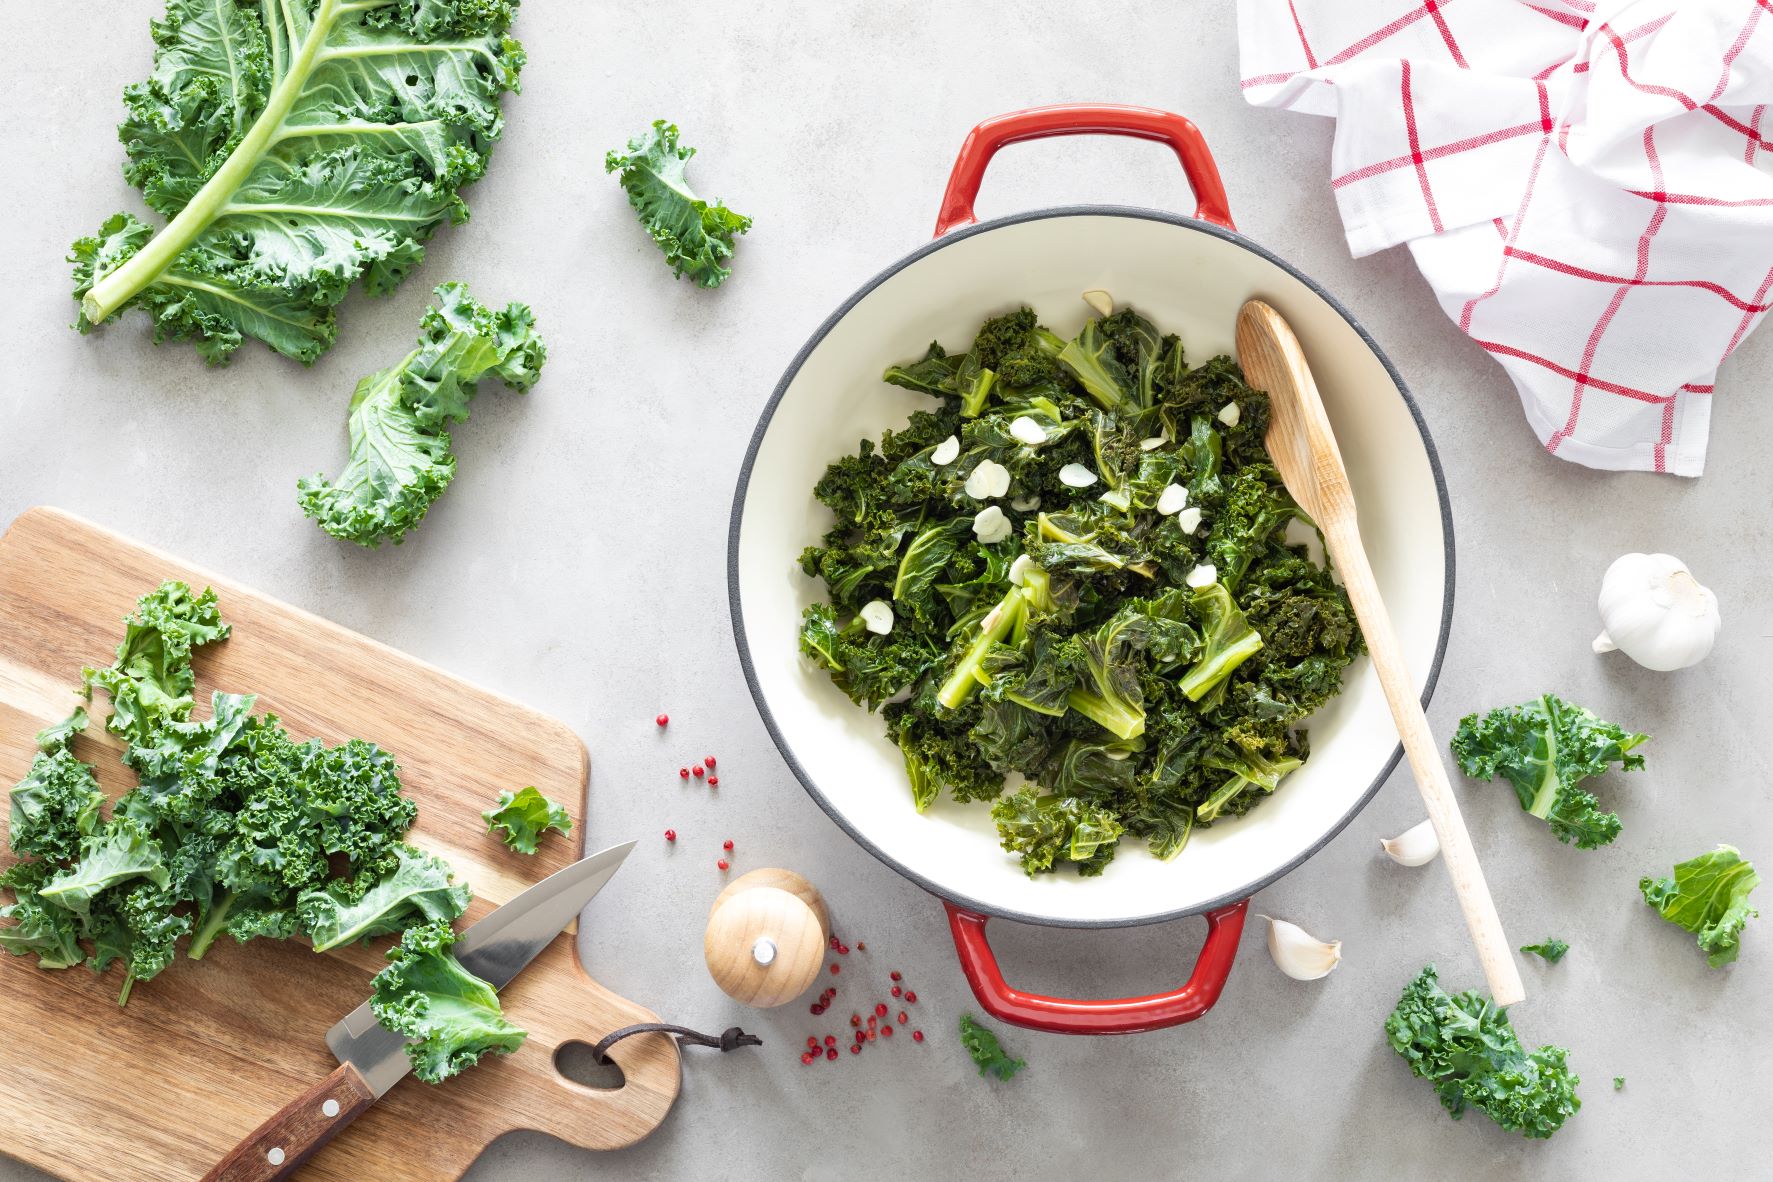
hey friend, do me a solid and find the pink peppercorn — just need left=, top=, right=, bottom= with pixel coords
left=704, top=756, right=717, bottom=768
left=904, top=991, right=917, bottom=1004
left=882, top=1026, right=894, bottom=1038
left=875, top=1003, right=888, bottom=1017
left=708, top=777, right=719, bottom=786
left=891, top=985, right=902, bottom=998
left=825, top=1048, right=837, bottom=1061
left=692, top=766, right=705, bottom=779
left=912, top=1030, right=924, bottom=1042
left=655, top=714, right=669, bottom=727
left=889, top=971, right=902, bottom=981
left=850, top=1044, right=861, bottom=1055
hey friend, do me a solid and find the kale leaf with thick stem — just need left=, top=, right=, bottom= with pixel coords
left=71, top=0, right=529, bottom=363
left=370, top=918, right=526, bottom=1083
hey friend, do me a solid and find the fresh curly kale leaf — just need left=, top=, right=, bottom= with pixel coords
left=0, top=863, right=85, bottom=970
left=958, top=1014, right=1027, bottom=1081
left=1640, top=845, right=1759, bottom=967
left=481, top=787, right=572, bottom=856
left=370, top=918, right=526, bottom=1083
left=39, top=819, right=170, bottom=917
left=83, top=581, right=229, bottom=747
left=1451, top=694, right=1647, bottom=849
left=1386, top=965, right=1580, bottom=1139
left=35, top=707, right=89, bottom=752
left=71, top=0, right=528, bottom=363
left=1519, top=937, right=1569, bottom=964
left=606, top=121, right=751, bottom=288
left=7, top=748, right=106, bottom=864
left=298, top=282, right=545, bottom=547
left=300, top=845, right=471, bottom=951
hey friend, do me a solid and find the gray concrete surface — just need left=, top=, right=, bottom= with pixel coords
left=3, top=2, right=1769, bottom=1179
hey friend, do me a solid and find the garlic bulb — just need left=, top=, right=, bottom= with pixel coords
left=1380, top=819, right=1440, bottom=867
left=1593, top=553, right=1719, bottom=672
left=1260, top=915, right=1341, bottom=981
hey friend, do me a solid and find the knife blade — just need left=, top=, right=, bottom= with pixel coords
left=203, top=840, right=636, bottom=1182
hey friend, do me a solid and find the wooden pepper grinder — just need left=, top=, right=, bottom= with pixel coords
left=704, top=868, right=830, bottom=1007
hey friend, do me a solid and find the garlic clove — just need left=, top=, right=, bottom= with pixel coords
left=1380, top=818, right=1440, bottom=867
left=930, top=435, right=961, bottom=466
left=859, top=600, right=894, bottom=636
left=1082, top=289, right=1114, bottom=317
left=1260, top=915, right=1342, bottom=981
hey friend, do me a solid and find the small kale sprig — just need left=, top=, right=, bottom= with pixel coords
left=370, top=918, right=526, bottom=1083
left=606, top=121, right=751, bottom=288
left=299, top=282, right=547, bottom=548
left=1386, top=965, right=1579, bottom=1139
left=1519, top=937, right=1569, bottom=964
left=1640, top=845, right=1759, bottom=967
left=959, top=1014, right=1027, bottom=1081
left=1451, top=693, right=1647, bottom=849
left=482, top=787, right=572, bottom=855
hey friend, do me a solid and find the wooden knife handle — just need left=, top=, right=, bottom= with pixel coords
left=202, top=1061, right=376, bottom=1181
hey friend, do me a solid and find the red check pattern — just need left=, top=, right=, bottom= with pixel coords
left=1238, top=0, right=1773, bottom=475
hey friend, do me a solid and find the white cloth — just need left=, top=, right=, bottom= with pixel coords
left=1238, top=0, right=1773, bottom=476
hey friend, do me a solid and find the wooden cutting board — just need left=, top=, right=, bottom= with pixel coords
left=0, top=508, right=680, bottom=1181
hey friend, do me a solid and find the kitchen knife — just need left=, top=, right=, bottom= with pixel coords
left=202, top=840, right=636, bottom=1182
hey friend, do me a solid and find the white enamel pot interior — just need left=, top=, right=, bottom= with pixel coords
left=731, top=206, right=1452, bottom=930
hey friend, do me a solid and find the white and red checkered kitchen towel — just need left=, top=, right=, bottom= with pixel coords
left=1238, top=0, right=1773, bottom=476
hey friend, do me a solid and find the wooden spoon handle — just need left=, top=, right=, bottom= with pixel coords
left=1323, top=515, right=1526, bottom=1006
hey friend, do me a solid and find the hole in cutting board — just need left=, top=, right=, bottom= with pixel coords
left=553, top=1041, right=626, bottom=1090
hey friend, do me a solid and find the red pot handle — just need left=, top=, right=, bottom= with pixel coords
left=934, top=103, right=1236, bottom=238
left=943, top=898, right=1249, bottom=1035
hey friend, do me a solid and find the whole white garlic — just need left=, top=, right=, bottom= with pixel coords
left=1260, top=915, right=1342, bottom=981
left=1592, top=553, right=1719, bottom=672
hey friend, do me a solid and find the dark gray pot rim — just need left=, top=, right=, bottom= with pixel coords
left=727, top=205, right=1456, bottom=930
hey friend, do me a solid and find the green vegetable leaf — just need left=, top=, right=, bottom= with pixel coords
left=958, top=1014, right=1026, bottom=1081
left=991, top=787, right=1124, bottom=877
left=72, top=0, right=528, bottom=363
left=35, top=707, right=89, bottom=752
left=606, top=121, right=751, bottom=288
left=1639, top=845, right=1759, bottom=967
left=40, top=819, right=170, bottom=917
left=300, top=845, right=471, bottom=951
left=1385, top=965, right=1580, bottom=1139
left=1451, top=693, right=1647, bottom=849
left=1613, top=1076, right=1625, bottom=1091
left=0, top=863, right=84, bottom=970
left=1178, top=583, right=1264, bottom=703
left=1519, top=937, right=1569, bottom=964
left=8, top=748, right=106, bottom=864
left=370, top=918, right=526, bottom=1083
left=481, top=787, right=572, bottom=856
left=299, top=283, right=546, bottom=547
left=83, top=581, right=229, bottom=747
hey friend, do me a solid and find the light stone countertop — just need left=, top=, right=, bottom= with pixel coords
left=2, top=3, right=1768, bottom=1180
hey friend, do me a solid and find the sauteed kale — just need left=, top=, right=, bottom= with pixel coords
left=798, top=304, right=1363, bottom=876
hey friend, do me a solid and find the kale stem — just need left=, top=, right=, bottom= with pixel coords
left=937, top=588, right=1024, bottom=709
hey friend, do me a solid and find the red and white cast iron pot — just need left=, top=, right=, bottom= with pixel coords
left=729, top=105, right=1453, bottom=1034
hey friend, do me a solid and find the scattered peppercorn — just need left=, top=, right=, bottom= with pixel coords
left=875, top=1003, right=888, bottom=1017
left=904, top=991, right=917, bottom=1003
left=655, top=714, right=669, bottom=727
left=837, top=943, right=849, bottom=955
left=810, top=1004, right=825, bottom=1015
left=912, top=1030, right=924, bottom=1043
left=704, top=756, right=716, bottom=768
left=824, top=1035, right=836, bottom=1048
left=850, top=1013, right=862, bottom=1027
left=829, top=936, right=840, bottom=950
left=898, top=1011, right=908, bottom=1024
left=882, top=1026, right=893, bottom=1038
left=800, top=1051, right=815, bottom=1065
left=829, top=964, right=840, bottom=975
left=849, top=1044, right=861, bottom=1055
left=889, top=971, right=902, bottom=981
left=891, top=985, right=902, bottom=998
left=825, top=1048, right=837, bottom=1061
left=692, top=765, right=705, bottom=779
left=806, top=1036, right=819, bottom=1049
left=717, top=859, right=729, bottom=871
left=664, top=829, right=676, bottom=842
left=722, top=839, right=734, bottom=851
left=707, top=776, right=719, bottom=786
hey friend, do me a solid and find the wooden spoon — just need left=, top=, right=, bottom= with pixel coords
left=1235, top=298, right=1525, bottom=1007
